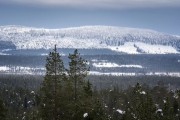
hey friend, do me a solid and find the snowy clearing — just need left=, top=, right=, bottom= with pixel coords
left=109, top=42, right=179, bottom=54
left=92, top=62, right=143, bottom=68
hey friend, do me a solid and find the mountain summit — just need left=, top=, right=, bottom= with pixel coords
left=0, top=25, right=180, bottom=54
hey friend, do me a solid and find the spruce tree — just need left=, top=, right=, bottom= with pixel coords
left=40, top=45, right=65, bottom=120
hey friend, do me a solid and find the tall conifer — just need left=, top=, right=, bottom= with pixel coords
left=40, top=45, right=65, bottom=120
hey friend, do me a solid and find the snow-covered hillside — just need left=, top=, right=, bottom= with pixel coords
left=0, top=25, right=180, bottom=54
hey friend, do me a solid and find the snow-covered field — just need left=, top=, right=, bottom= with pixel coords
left=92, top=62, right=143, bottom=68
left=109, top=42, right=139, bottom=54
left=92, top=62, right=120, bottom=68
left=109, top=42, right=179, bottom=54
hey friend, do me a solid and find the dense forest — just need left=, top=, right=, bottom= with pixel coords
left=0, top=47, right=180, bottom=120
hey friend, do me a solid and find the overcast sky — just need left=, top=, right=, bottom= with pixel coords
left=0, top=0, right=180, bottom=35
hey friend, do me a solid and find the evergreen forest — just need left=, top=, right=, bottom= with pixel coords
left=0, top=46, right=180, bottom=120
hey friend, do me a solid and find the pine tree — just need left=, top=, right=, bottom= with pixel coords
left=67, top=49, right=89, bottom=120
left=0, top=98, right=6, bottom=120
left=162, top=97, right=174, bottom=120
left=84, top=80, right=93, bottom=97
left=173, top=99, right=178, bottom=115
left=83, top=81, right=108, bottom=120
left=123, top=106, right=134, bottom=119
left=90, top=98, right=108, bottom=120
left=23, top=96, right=28, bottom=110
left=40, top=45, right=65, bottom=120
left=68, top=49, right=89, bottom=102
left=124, top=83, right=157, bottom=120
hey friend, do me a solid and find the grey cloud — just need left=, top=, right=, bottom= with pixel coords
left=1, top=0, right=180, bottom=8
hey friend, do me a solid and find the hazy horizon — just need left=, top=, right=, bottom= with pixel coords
left=0, top=0, right=180, bottom=35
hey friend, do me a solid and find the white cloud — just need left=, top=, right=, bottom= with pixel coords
left=1, top=0, right=180, bottom=8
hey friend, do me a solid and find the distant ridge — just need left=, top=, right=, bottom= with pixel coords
left=0, top=25, right=180, bottom=54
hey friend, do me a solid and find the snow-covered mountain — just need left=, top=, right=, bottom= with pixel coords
left=0, top=25, right=180, bottom=54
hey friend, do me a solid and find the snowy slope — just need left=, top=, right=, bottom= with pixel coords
left=0, top=25, right=180, bottom=54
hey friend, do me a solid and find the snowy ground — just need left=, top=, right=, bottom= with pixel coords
left=109, top=42, right=179, bottom=54
left=92, top=62, right=143, bottom=68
